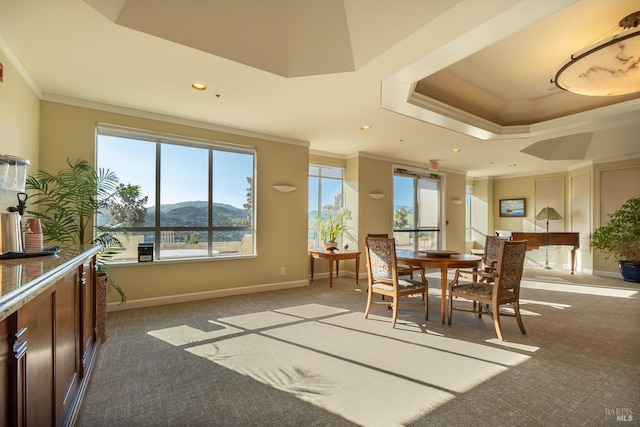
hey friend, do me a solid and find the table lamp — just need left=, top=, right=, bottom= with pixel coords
left=535, top=206, right=563, bottom=269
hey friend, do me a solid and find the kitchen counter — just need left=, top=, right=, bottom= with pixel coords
left=0, top=244, right=101, bottom=322
left=0, top=244, right=103, bottom=426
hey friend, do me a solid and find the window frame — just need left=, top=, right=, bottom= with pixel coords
left=96, top=124, right=256, bottom=262
left=308, top=164, right=345, bottom=249
left=393, top=169, right=442, bottom=251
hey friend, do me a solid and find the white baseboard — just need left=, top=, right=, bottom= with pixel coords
left=107, top=279, right=309, bottom=312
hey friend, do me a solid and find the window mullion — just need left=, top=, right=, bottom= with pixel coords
left=208, top=149, right=213, bottom=257
left=155, top=139, right=161, bottom=259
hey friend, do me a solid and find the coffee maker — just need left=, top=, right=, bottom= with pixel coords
left=0, top=155, right=30, bottom=255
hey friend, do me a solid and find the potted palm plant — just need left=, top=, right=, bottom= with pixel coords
left=590, top=197, right=640, bottom=282
left=25, top=158, right=128, bottom=302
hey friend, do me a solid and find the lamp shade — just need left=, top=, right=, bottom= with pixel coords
left=535, top=207, right=563, bottom=221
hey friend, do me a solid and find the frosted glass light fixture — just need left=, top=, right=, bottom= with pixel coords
left=553, top=11, right=640, bottom=96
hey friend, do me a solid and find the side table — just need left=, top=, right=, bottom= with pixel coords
left=309, top=249, right=361, bottom=287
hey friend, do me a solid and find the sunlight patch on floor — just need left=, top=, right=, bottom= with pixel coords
left=148, top=303, right=533, bottom=427
left=186, top=334, right=452, bottom=427
left=217, top=311, right=301, bottom=330
left=520, top=298, right=571, bottom=310
left=521, top=280, right=637, bottom=298
left=147, top=323, right=243, bottom=346
left=276, top=303, right=349, bottom=319
left=485, top=338, right=539, bottom=352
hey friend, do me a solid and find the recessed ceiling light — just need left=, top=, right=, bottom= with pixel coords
left=191, top=82, right=207, bottom=91
left=360, top=126, right=372, bottom=131
left=508, top=163, right=517, bottom=167
left=452, top=148, right=460, bottom=153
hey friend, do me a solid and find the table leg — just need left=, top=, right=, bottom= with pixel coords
left=329, top=260, right=334, bottom=288
left=310, top=255, right=315, bottom=281
left=336, top=260, right=340, bottom=278
left=355, top=257, right=360, bottom=284
left=440, top=265, right=448, bottom=324
left=570, top=248, right=576, bottom=274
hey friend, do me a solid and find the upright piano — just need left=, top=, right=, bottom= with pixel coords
left=510, top=232, right=580, bottom=274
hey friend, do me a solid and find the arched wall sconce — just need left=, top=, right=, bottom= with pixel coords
left=368, top=192, right=385, bottom=200
left=272, top=185, right=297, bottom=193
left=451, top=198, right=463, bottom=205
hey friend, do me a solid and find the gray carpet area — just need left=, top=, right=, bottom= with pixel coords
left=76, top=268, right=640, bottom=426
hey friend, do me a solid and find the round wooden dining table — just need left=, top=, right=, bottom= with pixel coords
left=396, top=251, right=482, bottom=324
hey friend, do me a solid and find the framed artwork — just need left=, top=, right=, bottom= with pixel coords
left=499, top=198, right=526, bottom=217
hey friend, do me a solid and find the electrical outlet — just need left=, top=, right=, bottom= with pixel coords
left=280, top=267, right=285, bottom=275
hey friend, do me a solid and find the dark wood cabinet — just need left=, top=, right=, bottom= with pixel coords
left=0, top=246, right=101, bottom=427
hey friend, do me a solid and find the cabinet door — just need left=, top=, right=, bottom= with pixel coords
left=55, top=270, right=80, bottom=427
left=0, top=318, right=8, bottom=427
left=79, top=260, right=95, bottom=377
left=23, top=289, right=55, bottom=427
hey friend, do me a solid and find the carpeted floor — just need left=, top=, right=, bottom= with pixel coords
left=76, top=268, right=640, bottom=426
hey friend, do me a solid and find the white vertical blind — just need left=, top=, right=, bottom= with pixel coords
left=418, top=178, right=440, bottom=228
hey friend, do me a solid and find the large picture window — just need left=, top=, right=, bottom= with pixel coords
left=97, top=125, right=255, bottom=261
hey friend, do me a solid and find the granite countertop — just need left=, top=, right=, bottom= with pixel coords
left=0, top=245, right=102, bottom=322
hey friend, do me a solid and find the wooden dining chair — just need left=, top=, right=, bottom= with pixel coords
left=479, top=235, right=503, bottom=282
left=447, top=240, right=528, bottom=340
left=364, top=236, right=428, bottom=327
left=366, top=233, right=424, bottom=279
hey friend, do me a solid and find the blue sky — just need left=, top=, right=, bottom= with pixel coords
left=98, top=135, right=252, bottom=208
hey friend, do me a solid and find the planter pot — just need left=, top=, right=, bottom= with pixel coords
left=619, top=261, right=640, bottom=283
left=323, top=242, right=338, bottom=251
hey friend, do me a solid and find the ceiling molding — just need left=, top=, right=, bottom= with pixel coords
left=382, top=79, right=640, bottom=140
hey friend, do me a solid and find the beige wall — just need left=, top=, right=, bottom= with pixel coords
left=444, top=171, right=466, bottom=253
left=0, top=48, right=40, bottom=208
left=592, top=159, right=640, bottom=275
left=39, top=101, right=310, bottom=306
left=356, top=156, right=394, bottom=241
left=6, top=39, right=636, bottom=305
left=469, top=158, right=640, bottom=276
left=467, top=178, right=493, bottom=250
left=309, top=155, right=467, bottom=276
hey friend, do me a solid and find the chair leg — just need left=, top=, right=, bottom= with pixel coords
left=391, top=298, right=398, bottom=328
left=364, top=290, right=373, bottom=319
left=493, top=303, right=504, bottom=341
left=513, top=302, right=526, bottom=335
left=447, top=292, right=453, bottom=325
left=423, top=291, right=429, bottom=321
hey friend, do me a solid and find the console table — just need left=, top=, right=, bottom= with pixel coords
left=511, top=231, right=579, bottom=273
left=309, top=249, right=361, bottom=287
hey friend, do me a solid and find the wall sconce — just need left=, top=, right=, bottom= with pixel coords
left=451, top=198, right=463, bottom=205
left=272, top=185, right=296, bottom=193
left=368, top=192, right=385, bottom=200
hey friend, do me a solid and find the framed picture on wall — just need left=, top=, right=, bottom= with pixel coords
left=499, top=198, right=526, bottom=217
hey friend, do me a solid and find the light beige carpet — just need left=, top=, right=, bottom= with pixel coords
left=77, top=268, right=640, bottom=426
